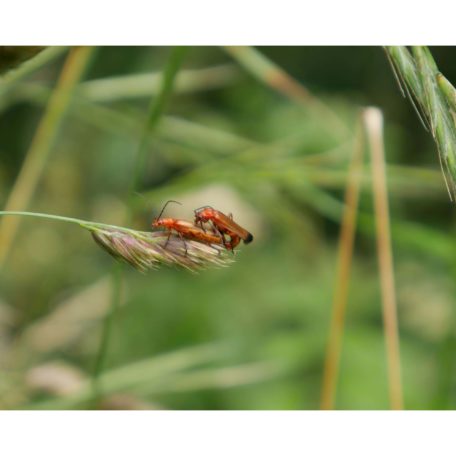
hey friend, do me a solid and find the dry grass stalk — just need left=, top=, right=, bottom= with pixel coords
left=320, top=116, right=365, bottom=410
left=364, top=107, right=403, bottom=410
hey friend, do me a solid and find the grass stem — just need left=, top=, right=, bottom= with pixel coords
left=0, top=210, right=149, bottom=235
left=90, top=263, right=123, bottom=407
left=78, top=63, right=239, bottom=102
left=363, top=107, right=403, bottom=410
left=128, top=46, right=189, bottom=204
left=0, top=47, right=67, bottom=86
left=91, top=46, right=189, bottom=406
left=320, top=114, right=365, bottom=409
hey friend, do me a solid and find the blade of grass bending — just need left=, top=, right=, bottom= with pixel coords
left=0, top=47, right=45, bottom=75
left=0, top=47, right=67, bottom=86
left=131, top=361, right=281, bottom=395
left=78, top=64, right=240, bottom=102
left=28, top=342, right=229, bottom=409
left=11, top=82, right=446, bottom=201
left=320, top=114, right=365, bottom=410
left=0, top=210, right=149, bottom=232
left=363, top=107, right=403, bottom=410
left=0, top=211, right=232, bottom=272
left=224, top=46, right=348, bottom=136
left=2, top=83, right=254, bottom=155
left=0, top=46, right=94, bottom=268
left=91, top=47, right=189, bottom=407
left=128, top=46, right=189, bottom=202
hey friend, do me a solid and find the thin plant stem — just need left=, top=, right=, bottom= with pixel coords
left=0, top=47, right=67, bottom=87
left=91, top=46, right=189, bottom=406
left=0, top=210, right=85, bottom=225
left=0, top=210, right=231, bottom=274
left=320, top=114, right=365, bottom=410
left=363, top=107, right=403, bottom=410
left=224, top=46, right=348, bottom=135
left=0, top=210, right=152, bottom=234
left=78, top=63, right=240, bottom=102
left=128, top=46, right=189, bottom=204
left=90, top=262, right=123, bottom=407
left=0, top=46, right=94, bottom=268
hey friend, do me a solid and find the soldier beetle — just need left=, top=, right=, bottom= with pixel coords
left=194, top=206, right=253, bottom=247
left=152, top=201, right=240, bottom=252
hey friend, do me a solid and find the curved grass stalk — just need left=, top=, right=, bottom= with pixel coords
left=224, top=46, right=348, bottom=136
left=0, top=211, right=233, bottom=273
left=320, top=115, right=365, bottom=410
left=0, top=210, right=134, bottom=232
left=129, top=46, right=189, bottom=201
left=0, top=47, right=67, bottom=85
left=2, top=83, right=255, bottom=155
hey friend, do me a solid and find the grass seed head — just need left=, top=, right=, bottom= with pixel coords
left=90, top=226, right=234, bottom=272
left=386, top=46, right=456, bottom=197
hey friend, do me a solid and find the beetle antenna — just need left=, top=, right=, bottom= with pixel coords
left=155, top=200, right=182, bottom=221
left=194, top=205, right=212, bottom=213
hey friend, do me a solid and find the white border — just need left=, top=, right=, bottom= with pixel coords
left=1, top=411, right=455, bottom=455
left=1, top=0, right=456, bottom=45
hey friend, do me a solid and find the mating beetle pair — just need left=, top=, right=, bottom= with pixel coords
left=152, top=201, right=253, bottom=252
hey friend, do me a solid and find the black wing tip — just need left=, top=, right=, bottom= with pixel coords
left=244, top=233, right=254, bottom=244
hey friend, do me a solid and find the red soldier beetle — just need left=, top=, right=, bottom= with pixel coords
left=194, top=206, right=253, bottom=249
left=152, top=201, right=239, bottom=252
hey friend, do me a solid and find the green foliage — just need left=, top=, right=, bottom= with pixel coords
left=1, top=46, right=456, bottom=410
left=386, top=46, right=456, bottom=194
left=0, top=47, right=46, bottom=75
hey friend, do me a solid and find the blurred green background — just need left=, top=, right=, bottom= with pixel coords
left=0, top=46, right=455, bottom=410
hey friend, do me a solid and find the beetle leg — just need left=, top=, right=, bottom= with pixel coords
left=210, top=224, right=227, bottom=254
left=195, top=217, right=205, bottom=232
left=226, top=234, right=235, bottom=254
left=164, top=231, right=172, bottom=249
left=177, top=232, right=188, bottom=256
left=219, top=230, right=230, bottom=250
